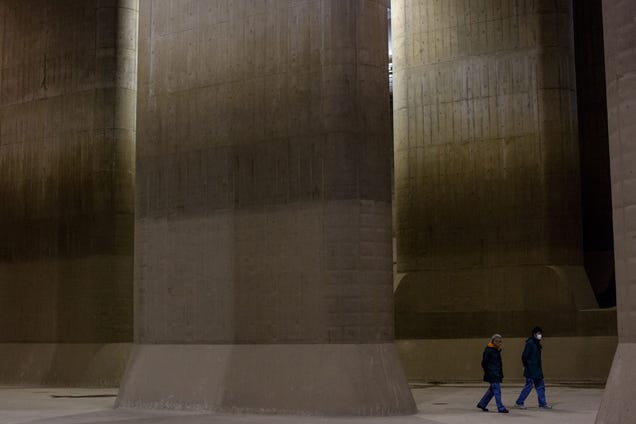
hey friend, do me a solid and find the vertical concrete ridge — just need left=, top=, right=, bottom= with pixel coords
left=116, top=343, right=416, bottom=416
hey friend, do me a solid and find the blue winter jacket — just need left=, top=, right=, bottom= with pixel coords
left=482, top=345, right=504, bottom=383
left=522, top=337, right=543, bottom=379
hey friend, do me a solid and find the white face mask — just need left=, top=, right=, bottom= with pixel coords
left=535, top=333, right=543, bottom=340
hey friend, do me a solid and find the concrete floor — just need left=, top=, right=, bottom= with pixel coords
left=1, top=384, right=603, bottom=424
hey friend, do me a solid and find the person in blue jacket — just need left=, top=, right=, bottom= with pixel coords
left=476, top=334, right=509, bottom=413
left=514, top=326, right=552, bottom=409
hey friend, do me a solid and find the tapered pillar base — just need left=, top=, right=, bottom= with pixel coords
left=595, top=343, right=636, bottom=423
left=395, top=265, right=612, bottom=338
left=116, top=343, right=417, bottom=416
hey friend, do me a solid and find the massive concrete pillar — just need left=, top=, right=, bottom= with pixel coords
left=116, top=0, right=415, bottom=415
left=596, top=1, right=636, bottom=422
left=0, top=0, right=137, bottom=385
left=391, top=0, right=613, bottom=339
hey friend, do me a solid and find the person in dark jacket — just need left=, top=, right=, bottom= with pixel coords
left=514, top=326, right=552, bottom=409
left=476, top=334, right=509, bottom=413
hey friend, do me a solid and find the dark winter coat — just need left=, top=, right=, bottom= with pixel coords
left=522, top=337, right=543, bottom=379
left=481, top=344, right=504, bottom=383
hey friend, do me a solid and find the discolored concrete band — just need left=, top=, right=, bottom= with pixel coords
left=0, top=343, right=131, bottom=387
left=395, top=266, right=615, bottom=338
left=398, top=337, right=617, bottom=385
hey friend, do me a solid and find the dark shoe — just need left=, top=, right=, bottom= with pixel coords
left=477, top=404, right=488, bottom=412
left=499, top=408, right=509, bottom=413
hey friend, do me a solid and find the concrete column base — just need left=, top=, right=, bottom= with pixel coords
left=395, top=265, right=610, bottom=338
left=397, top=337, right=617, bottom=384
left=0, top=343, right=132, bottom=387
left=595, top=343, right=636, bottom=423
left=116, top=343, right=417, bottom=416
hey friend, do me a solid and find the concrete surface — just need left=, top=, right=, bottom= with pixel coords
left=0, top=343, right=131, bottom=387
left=596, top=0, right=636, bottom=422
left=391, top=0, right=606, bottom=339
left=126, top=0, right=414, bottom=415
left=397, top=336, right=617, bottom=384
left=0, top=0, right=137, bottom=384
left=392, top=0, right=582, bottom=273
left=572, top=0, right=615, bottom=305
left=134, top=0, right=395, bottom=344
left=116, top=344, right=414, bottom=415
left=0, top=384, right=603, bottom=424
